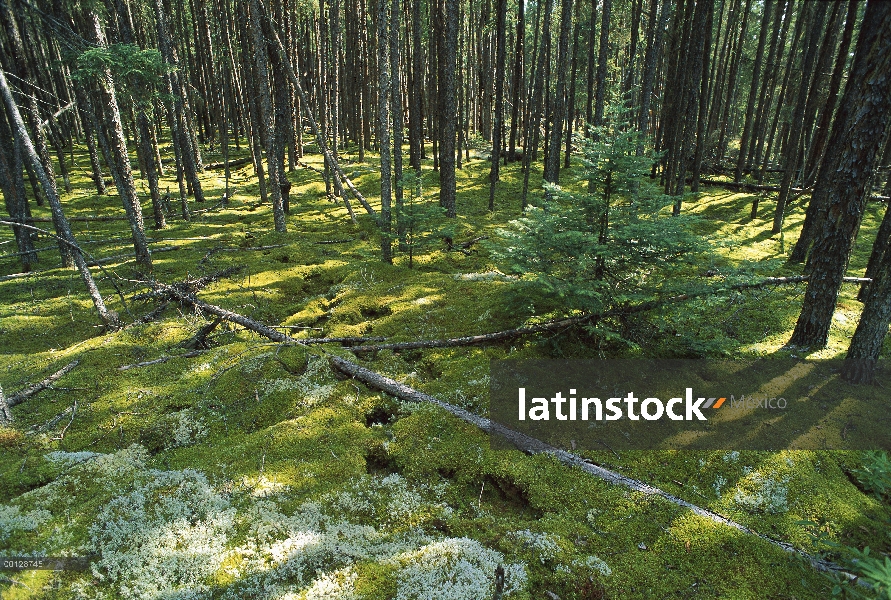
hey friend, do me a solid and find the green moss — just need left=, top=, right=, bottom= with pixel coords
left=0, top=143, right=888, bottom=598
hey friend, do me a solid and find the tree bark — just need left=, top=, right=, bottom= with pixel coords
left=543, top=0, right=573, bottom=184
left=734, top=0, right=773, bottom=183
left=85, top=11, right=153, bottom=270
left=843, top=220, right=891, bottom=384
left=248, top=0, right=287, bottom=232
left=488, top=0, right=508, bottom=208
left=437, top=0, right=459, bottom=217
left=789, top=0, right=891, bottom=348
left=772, top=2, right=827, bottom=234
left=858, top=201, right=891, bottom=302
left=378, top=0, right=393, bottom=262
left=507, top=0, right=524, bottom=162
left=593, top=0, right=612, bottom=128
left=0, top=111, right=37, bottom=270
left=789, top=0, right=860, bottom=260
left=520, top=0, right=554, bottom=208
left=390, top=0, right=405, bottom=249
left=408, top=0, right=424, bottom=170
left=155, top=0, right=204, bottom=207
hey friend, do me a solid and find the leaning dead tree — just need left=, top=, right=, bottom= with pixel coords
left=0, top=69, right=120, bottom=330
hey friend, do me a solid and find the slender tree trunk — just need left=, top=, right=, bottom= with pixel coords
left=488, top=0, right=508, bottom=209
left=0, top=112, right=37, bottom=270
left=543, top=0, right=574, bottom=184
left=507, top=0, right=524, bottom=162
left=593, top=0, right=612, bottom=128
left=378, top=0, right=393, bottom=262
left=690, top=0, right=714, bottom=192
left=520, top=0, right=554, bottom=208
left=409, top=0, right=424, bottom=170
left=789, top=1, right=891, bottom=348
left=73, top=82, right=107, bottom=195
left=390, top=0, right=405, bottom=249
left=772, top=2, right=827, bottom=234
left=0, top=2, right=59, bottom=206
left=249, top=0, right=287, bottom=232
left=585, top=0, right=598, bottom=132
left=437, top=0, right=459, bottom=217
left=858, top=202, right=891, bottom=302
left=155, top=0, right=204, bottom=207
left=789, top=0, right=859, bottom=263
left=638, top=0, right=668, bottom=139
left=0, top=69, right=118, bottom=329
left=734, top=0, right=773, bottom=183
left=86, top=11, right=152, bottom=269
left=802, top=0, right=858, bottom=188
left=564, top=0, right=582, bottom=169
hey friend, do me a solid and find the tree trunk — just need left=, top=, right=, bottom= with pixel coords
left=408, top=0, right=424, bottom=170
left=507, top=0, right=524, bottom=162
left=772, top=2, right=827, bottom=234
left=842, top=226, right=891, bottom=384
left=437, top=0, right=458, bottom=217
left=0, top=68, right=118, bottom=329
left=390, top=0, right=405, bottom=249
left=86, top=11, right=152, bottom=270
left=585, top=0, right=598, bottom=132
left=563, top=0, right=582, bottom=169
left=488, top=0, right=508, bottom=208
left=0, top=111, right=37, bottom=271
left=789, top=1, right=858, bottom=263
left=802, top=0, right=858, bottom=188
left=378, top=0, right=393, bottom=262
left=520, top=0, right=554, bottom=208
left=248, top=0, right=287, bottom=232
left=858, top=202, right=891, bottom=302
left=593, top=0, right=612, bottom=128
left=734, top=0, right=773, bottom=183
left=789, top=0, right=891, bottom=348
left=543, top=0, right=573, bottom=184
left=155, top=0, right=204, bottom=206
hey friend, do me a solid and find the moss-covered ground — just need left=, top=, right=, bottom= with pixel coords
left=0, top=140, right=889, bottom=599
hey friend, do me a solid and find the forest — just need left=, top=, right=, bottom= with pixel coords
left=1, top=0, right=891, bottom=597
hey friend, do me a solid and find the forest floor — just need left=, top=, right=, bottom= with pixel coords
left=0, top=140, right=889, bottom=599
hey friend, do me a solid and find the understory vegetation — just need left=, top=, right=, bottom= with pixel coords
left=1, top=143, right=890, bottom=599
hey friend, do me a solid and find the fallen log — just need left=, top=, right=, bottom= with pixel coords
left=328, top=354, right=857, bottom=579
left=315, top=239, right=355, bottom=245
left=28, top=215, right=130, bottom=222
left=117, top=350, right=205, bottom=371
left=85, top=245, right=179, bottom=267
left=349, top=316, right=589, bottom=354
left=128, top=302, right=169, bottom=327
left=347, top=275, right=871, bottom=354
left=300, top=336, right=387, bottom=345
left=696, top=178, right=889, bottom=202
left=0, top=272, right=33, bottom=282
left=150, top=283, right=302, bottom=345
left=204, top=156, right=253, bottom=170
left=6, top=360, right=79, bottom=408
left=445, top=235, right=489, bottom=255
